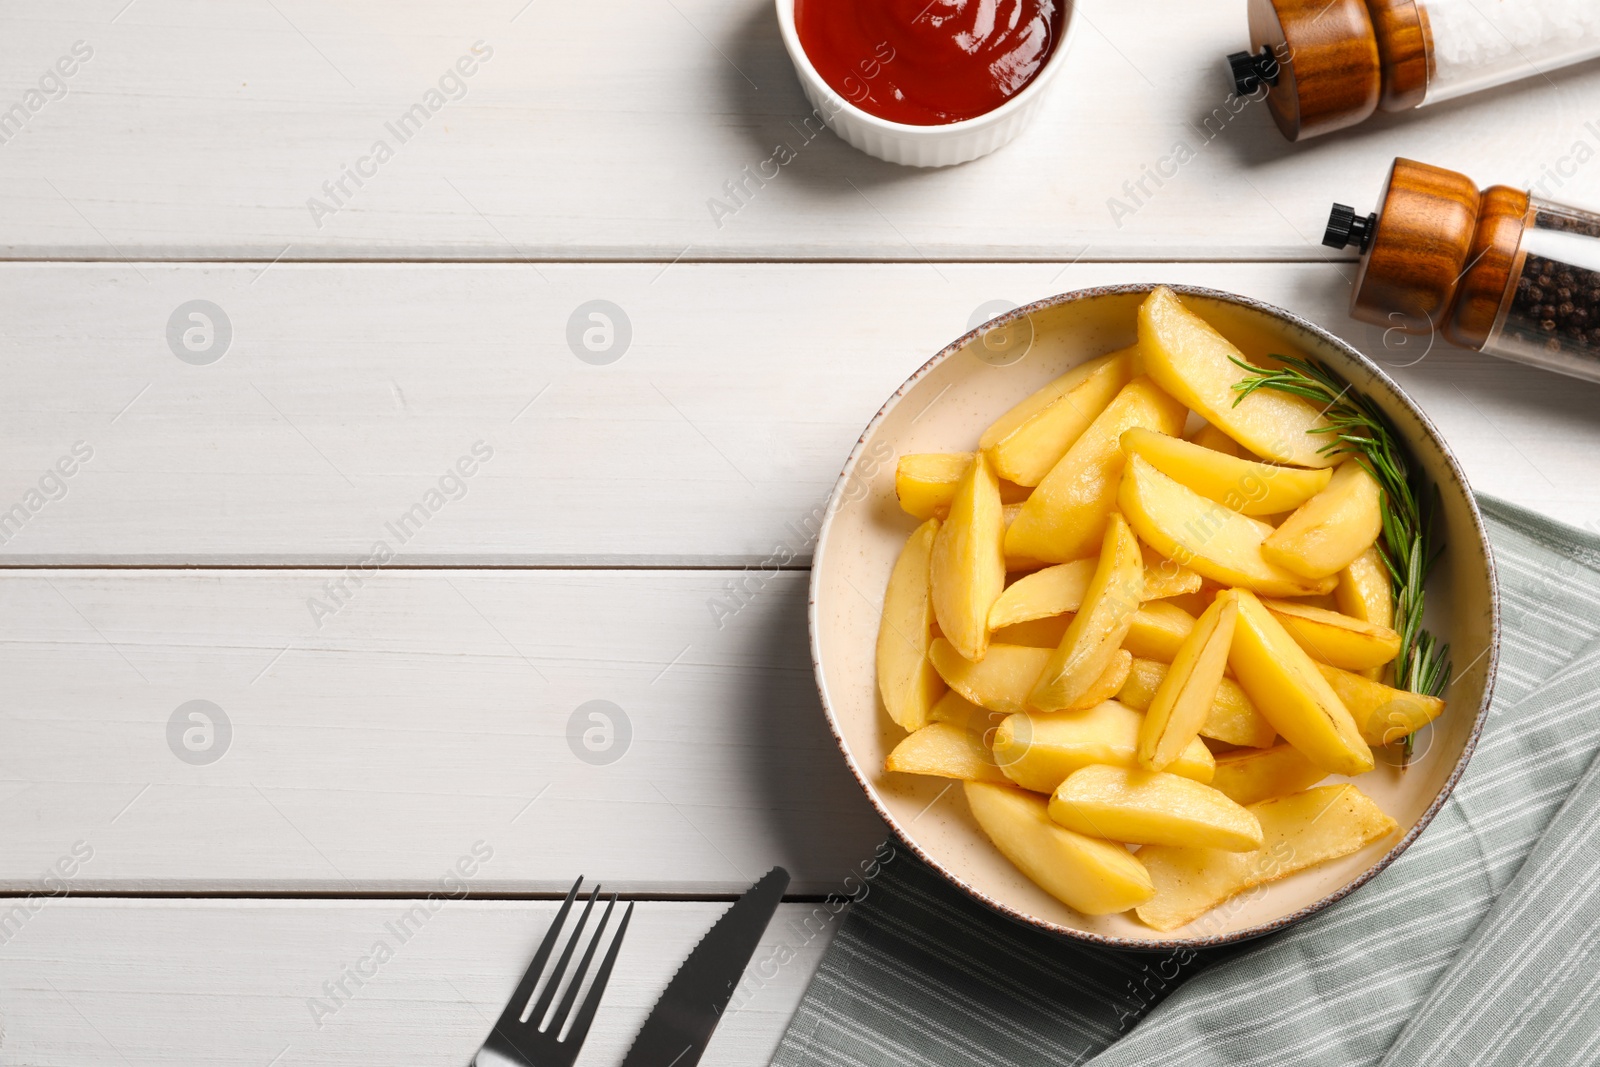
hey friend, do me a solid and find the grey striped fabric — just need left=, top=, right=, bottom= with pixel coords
left=775, top=496, right=1600, bottom=1067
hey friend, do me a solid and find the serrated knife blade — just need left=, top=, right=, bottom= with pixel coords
left=620, top=866, right=789, bottom=1067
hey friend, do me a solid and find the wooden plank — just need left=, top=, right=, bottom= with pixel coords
left=0, top=568, right=889, bottom=894
left=0, top=1, right=1594, bottom=260
left=0, top=897, right=841, bottom=1066
left=3, top=261, right=1599, bottom=566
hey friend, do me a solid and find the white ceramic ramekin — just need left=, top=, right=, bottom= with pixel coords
left=774, top=0, right=1079, bottom=167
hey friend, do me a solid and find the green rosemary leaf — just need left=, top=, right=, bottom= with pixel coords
left=1230, top=354, right=1452, bottom=765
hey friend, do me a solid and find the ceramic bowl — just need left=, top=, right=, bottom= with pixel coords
left=773, top=0, right=1079, bottom=167
left=808, top=283, right=1500, bottom=948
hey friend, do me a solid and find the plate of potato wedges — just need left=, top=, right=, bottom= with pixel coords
left=809, top=284, right=1499, bottom=947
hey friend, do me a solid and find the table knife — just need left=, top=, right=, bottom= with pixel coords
left=620, top=866, right=789, bottom=1067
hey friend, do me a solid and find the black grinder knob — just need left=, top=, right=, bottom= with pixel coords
left=1322, top=203, right=1378, bottom=253
left=1227, top=46, right=1280, bottom=96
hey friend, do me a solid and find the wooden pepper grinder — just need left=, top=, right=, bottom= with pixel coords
left=1227, top=0, right=1600, bottom=141
left=1324, top=157, right=1600, bottom=382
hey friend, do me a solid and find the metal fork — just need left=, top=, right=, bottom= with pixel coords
left=473, top=877, right=634, bottom=1067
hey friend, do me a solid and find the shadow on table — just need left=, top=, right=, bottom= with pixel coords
left=711, top=1, right=935, bottom=201
left=727, top=573, right=889, bottom=896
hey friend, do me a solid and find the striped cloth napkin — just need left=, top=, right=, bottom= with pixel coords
left=775, top=496, right=1600, bottom=1067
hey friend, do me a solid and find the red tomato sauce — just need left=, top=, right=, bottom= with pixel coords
left=795, top=0, right=1065, bottom=126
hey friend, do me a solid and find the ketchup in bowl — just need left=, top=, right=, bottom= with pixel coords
left=794, top=0, right=1066, bottom=126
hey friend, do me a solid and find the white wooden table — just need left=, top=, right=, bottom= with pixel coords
left=2, top=2, right=1599, bottom=1063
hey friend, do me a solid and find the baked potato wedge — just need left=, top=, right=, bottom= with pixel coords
left=1028, top=514, right=1145, bottom=711
left=930, top=452, right=1007, bottom=661
left=1136, top=785, right=1397, bottom=931
left=1120, top=454, right=1339, bottom=598
left=876, top=518, right=945, bottom=731
left=980, top=348, right=1135, bottom=486
left=966, top=782, right=1155, bottom=915
left=1050, top=764, right=1263, bottom=851
left=885, top=723, right=1008, bottom=784
left=993, top=701, right=1215, bottom=793
left=1137, top=286, right=1334, bottom=468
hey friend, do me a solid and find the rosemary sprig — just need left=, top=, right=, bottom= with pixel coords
left=1230, top=354, right=1451, bottom=758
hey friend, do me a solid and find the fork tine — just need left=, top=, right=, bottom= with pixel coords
left=494, top=876, right=583, bottom=1030
left=561, top=901, right=633, bottom=1050
left=546, top=894, right=618, bottom=1038
left=527, top=883, right=602, bottom=1029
